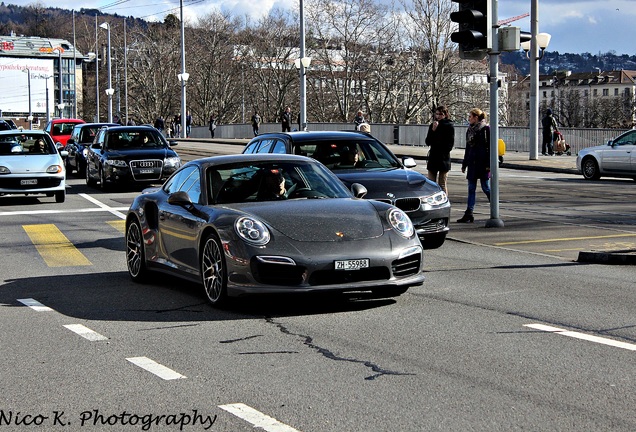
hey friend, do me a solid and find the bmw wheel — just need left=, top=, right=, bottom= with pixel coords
left=126, top=219, right=149, bottom=282
left=86, top=164, right=97, bottom=187
left=582, top=157, right=600, bottom=180
left=201, top=233, right=227, bottom=306
left=99, top=167, right=109, bottom=191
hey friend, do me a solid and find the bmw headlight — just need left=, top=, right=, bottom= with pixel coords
left=421, top=191, right=448, bottom=206
left=164, top=156, right=181, bottom=169
left=235, top=217, right=271, bottom=246
left=46, top=165, right=63, bottom=174
left=105, top=159, right=127, bottom=167
left=387, top=208, right=414, bottom=238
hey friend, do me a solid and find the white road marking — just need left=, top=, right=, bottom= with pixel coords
left=79, top=193, right=127, bottom=219
left=219, top=403, right=300, bottom=432
left=524, top=323, right=636, bottom=351
left=17, top=298, right=53, bottom=312
left=0, top=207, right=128, bottom=217
left=63, top=324, right=108, bottom=341
left=126, top=357, right=186, bottom=380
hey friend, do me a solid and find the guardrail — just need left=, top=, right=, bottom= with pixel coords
left=186, top=123, right=623, bottom=153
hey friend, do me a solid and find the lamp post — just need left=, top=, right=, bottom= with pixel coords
left=43, top=74, right=52, bottom=123
left=22, top=68, right=32, bottom=129
left=124, top=18, right=129, bottom=125
left=520, top=1, right=551, bottom=160
left=95, top=15, right=100, bottom=122
left=178, top=72, right=189, bottom=137
left=100, top=22, right=113, bottom=123
left=72, top=9, right=77, bottom=118
left=297, top=0, right=309, bottom=131
left=179, top=0, right=187, bottom=138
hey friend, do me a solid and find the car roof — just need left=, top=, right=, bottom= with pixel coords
left=104, top=125, right=158, bottom=132
left=0, top=129, right=48, bottom=136
left=50, top=118, right=85, bottom=124
left=253, top=130, right=374, bottom=142
left=190, top=153, right=314, bottom=167
left=74, top=122, right=120, bottom=128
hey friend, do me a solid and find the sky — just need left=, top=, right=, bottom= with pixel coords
left=5, top=0, right=635, bottom=56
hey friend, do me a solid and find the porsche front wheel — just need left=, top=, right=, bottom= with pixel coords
left=201, top=233, right=227, bottom=306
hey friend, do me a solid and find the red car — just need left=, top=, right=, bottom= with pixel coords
left=44, top=118, right=86, bottom=148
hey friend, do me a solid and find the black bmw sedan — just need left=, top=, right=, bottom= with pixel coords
left=243, top=131, right=450, bottom=249
left=85, top=125, right=181, bottom=190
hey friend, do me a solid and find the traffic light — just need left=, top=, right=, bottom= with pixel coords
left=450, top=0, right=492, bottom=60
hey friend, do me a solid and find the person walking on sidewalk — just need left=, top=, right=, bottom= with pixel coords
left=424, top=105, right=454, bottom=195
left=457, top=108, right=491, bottom=223
left=541, top=108, right=559, bottom=156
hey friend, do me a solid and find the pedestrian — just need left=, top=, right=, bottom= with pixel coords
left=174, top=114, right=181, bottom=138
left=251, top=111, right=261, bottom=136
left=281, top=106, right=292, bottom=132
left=186, top=111, right=193, bottom=138
left=154, top=115, right=165, bottom=136
left=353, top=110, right=365, bottom=129
left=541, top=108, right=559, bottom=156
left=424, top=105, right=454, bottom=195
left=457, top=108, right=491, bottom=223
left=208, top=114, right=217, bottom=139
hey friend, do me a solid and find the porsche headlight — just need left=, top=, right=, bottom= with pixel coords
left=235, top=217, right=271, bottom=246
left=105, top=159, right=127, bottom=167
left=164, top=156, right=181, bottom=169
left=421, top=191, right=448, bottom=206
left=46, top=165, right=63, bottom=174
left=387, top=208, right=414, bottom=238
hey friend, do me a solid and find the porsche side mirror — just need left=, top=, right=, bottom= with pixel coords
left=167, top=191, right=193, bottom=207
left=351, top=183, right=367, bottom=199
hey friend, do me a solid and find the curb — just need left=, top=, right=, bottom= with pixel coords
left=577, top=250, right=636, bottom=265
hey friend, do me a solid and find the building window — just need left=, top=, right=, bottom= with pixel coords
left=602, top=89, right=609, bottom=96
left=615, top=88, right=619, bottom=96
left=542, top=91, right=547, bottom=98
left=593, top=89, right=598, bottom=97
left=550, top=90, right=555, bottom=97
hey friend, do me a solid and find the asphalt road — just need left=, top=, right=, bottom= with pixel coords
left=1, top=150, right=636, bottom=431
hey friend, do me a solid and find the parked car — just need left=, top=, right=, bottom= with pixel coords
left=43, top=118, right=86, bottom=148
left=577, top=129, right=636, bottom=180
left=85, top=125, right=181, bottom=190
left=65, top=122, right=119, bottom=176
left=0, top=129, right=67, bottom=202
left=0, top=119, right=17, bottom=130
left=243, top=131, right=451, bottom=249
left=125, top=153, right=424, bottom=306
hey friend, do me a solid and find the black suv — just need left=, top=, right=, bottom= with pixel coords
left=85, top=126, right=181, bottom=190
left=243, top=131, right=451, bottom=249
left=65, top=122, right=119, bottom=176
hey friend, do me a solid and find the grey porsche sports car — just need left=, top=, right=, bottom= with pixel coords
left=125, top=154, right=424, bottom=306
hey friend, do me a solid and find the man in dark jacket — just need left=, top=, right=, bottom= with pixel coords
left=281, top=106, right=292, bottom=132
left=541, top=108, right=559, bottom=156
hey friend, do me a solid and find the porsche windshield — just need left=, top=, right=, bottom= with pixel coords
left=208, top=160, right=352, bottom=204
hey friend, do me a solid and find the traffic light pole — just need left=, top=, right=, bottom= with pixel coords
left=485, top=0, right=504, bottom=228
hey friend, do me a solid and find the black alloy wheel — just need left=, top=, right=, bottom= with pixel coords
left=126, top=219, right=148, bottom=282
left=201, top=233, right=227, bottom=306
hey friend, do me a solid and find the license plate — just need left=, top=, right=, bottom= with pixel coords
left=334, top=259, right=369, bottom=271
left=139, top=169, right=153, bottom=174
left=20, top=179, right=37, bottom=185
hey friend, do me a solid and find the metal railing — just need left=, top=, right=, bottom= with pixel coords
left=188, top=122, right=623, bottom=154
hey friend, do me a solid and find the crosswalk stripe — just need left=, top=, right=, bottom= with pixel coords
left=63, top=324, right=109, bottom=341
left=23, top=224, right=92, bottom=267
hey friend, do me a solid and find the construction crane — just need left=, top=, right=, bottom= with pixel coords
left=498, top=13, right=529, bottom=26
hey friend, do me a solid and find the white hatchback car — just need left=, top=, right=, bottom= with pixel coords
left=577, top=129, right=636, bottom=181
left=0, top=130, right=67, bottom=202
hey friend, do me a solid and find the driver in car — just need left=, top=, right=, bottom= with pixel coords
left=338, top=146, right=360, bottom=168
left=258, top=169, right=287, bottom=201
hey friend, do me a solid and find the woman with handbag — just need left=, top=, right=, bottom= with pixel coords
left=457, top=108, right=491, bottom=223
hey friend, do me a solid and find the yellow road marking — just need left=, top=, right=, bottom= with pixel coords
left=495, top=233, right=636, bottom=246
left=23, top=224, right=92, bottom=267
left=108, top=220, right=126, bottom=234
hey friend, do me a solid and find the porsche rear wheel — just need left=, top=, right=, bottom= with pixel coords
left=126, top=219, right=149, bottom=282
left=201, top=233, right=227, bottom=306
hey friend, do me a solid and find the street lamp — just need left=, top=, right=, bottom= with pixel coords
left=42, top=75, right=52, bottom=123
left=179, top=0, right=187, bottom=138
left=294, top=57, right=311, bottom=131
left=100, top=22, right=113, bottom=123
left=521, top=2, right=552, bottom=160
left=178, top=72, right=189, bottom=138
left=22, top=68, right=32, bottom=129
left=57, top=103, right=66, bottom=119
